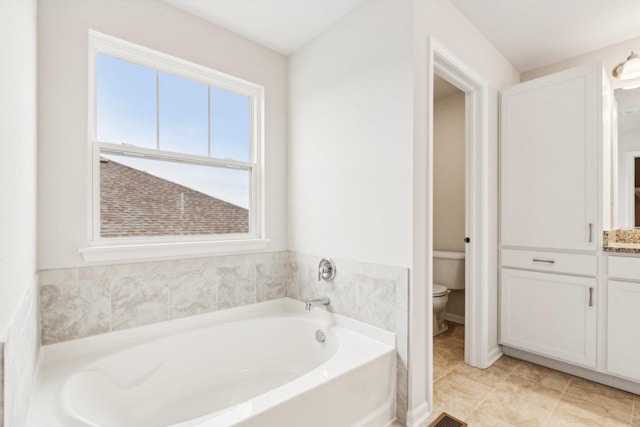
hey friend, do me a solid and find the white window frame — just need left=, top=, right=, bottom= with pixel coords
left=80, top=30, right=267, bottom=262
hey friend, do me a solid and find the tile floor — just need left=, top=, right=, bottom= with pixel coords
left=393, top=321, right=640, bottom=426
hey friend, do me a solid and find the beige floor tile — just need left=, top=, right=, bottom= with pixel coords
left=467, top=405, right=543, bottom=427
left=563, top=376, right=635, bottom=416
left=434, top=323, right=464, bottom=348
left=510, top=360, right=572, bottom=392
left=473, top=374, right=561, bottom=425
left=389, top=421, right=405, bottom=427
left=549, top=393, right=633, bottom=427
left=562, top=392, right=632, bottom=425
left=491, top=354, right=522, bottom=373
left=433, top=343, right=465, bottom=381
left=433, top=371, right=494, bottom=419
left=450, top=363, right=511, bottom=388
left=435, top=336, right=464, bottom=355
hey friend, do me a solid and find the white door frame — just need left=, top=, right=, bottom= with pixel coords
left=407, top=36, right=494, bottom=426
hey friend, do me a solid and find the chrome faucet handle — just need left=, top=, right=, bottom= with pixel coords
left=317, top=258, right=336, bottom=282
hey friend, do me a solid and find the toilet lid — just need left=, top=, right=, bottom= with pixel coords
left=433, top=284, right=448, bottom=297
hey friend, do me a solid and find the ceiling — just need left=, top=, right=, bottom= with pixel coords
left=450, top=0, right=640, bottom=72
left=166, top=0, right=640, bottom=71
left=164, top=0, right=366, bottom=56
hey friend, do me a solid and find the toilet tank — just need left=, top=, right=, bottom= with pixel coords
left=433, top=250, right=465, bottom=290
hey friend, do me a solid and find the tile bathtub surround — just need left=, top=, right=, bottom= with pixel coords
left=40, top=251, right=410, bottom=421
left=40, top=252, right=292, bottom=345
left=420, top=321, right=640, bottom=427
left=3, top=277, right=40, bottom=427
left=288, top=252, right=410, bottom=423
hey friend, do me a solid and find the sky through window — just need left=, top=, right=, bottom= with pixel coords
left=96, top=54, right=251, bottom=208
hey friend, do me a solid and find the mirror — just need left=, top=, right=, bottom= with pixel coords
left=614, top=87, right=640, bottom=228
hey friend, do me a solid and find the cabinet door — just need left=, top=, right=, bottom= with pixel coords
left=501, top=63, right=600, bottom=250
left=607, top=280, right=640, bottom=381
left=500, top=269, right=596, bottom=367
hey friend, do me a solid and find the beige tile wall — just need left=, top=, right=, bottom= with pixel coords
left=288, top=252, right=410, bottom=423
left=40, top=252, right=292, bottom=344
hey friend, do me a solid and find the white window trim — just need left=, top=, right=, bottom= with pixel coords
left=81, top=30, right=267, bottom=263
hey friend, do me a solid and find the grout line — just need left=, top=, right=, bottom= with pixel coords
left=630, top=395, right=636, bottom=426
left=543, top=375, right=572, bottom=426
left=467, top=361, right=515, bottom=419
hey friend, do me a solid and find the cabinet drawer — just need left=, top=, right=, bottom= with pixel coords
left=608, top=256, right=640, bottom=281
left=501, top=249, right=597, bottom=276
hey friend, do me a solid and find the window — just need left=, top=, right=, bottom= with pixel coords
left=82, top=31, right=266, bottom=262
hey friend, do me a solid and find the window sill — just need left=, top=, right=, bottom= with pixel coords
left=79, top=238, right=271, bottom=263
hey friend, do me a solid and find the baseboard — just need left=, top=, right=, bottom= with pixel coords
left=444, top=312, right=465, bottom=324
left=485, top=346, right=503, bottom=367
left=405, top=401, right=430, bottom=427
left=502, top=346, right=640, bottom=395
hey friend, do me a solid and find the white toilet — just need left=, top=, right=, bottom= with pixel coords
left=433, top=250, right=465, bottom=336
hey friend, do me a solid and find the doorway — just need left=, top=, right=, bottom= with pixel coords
left=407, top=37, right=495, bottom=426
left=431, top=73, right=467, bottom=375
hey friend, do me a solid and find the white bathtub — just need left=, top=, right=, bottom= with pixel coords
left=27, top=298, right=396, bottom=427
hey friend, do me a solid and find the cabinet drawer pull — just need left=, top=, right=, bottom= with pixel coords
left=532, top=258, right=555, bottom=264
left=588, top=223, right=593, bottom=243
left=589, top=287, right=594, bottom=307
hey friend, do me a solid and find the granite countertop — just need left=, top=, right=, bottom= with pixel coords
left=603, top=229, right=640, bottom=254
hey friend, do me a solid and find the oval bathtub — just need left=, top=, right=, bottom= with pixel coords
left=27, top=298, right=396, bottom=427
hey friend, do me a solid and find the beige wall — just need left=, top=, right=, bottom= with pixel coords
left=38, top=0, right=289, bottom=269
left=434, top=92, right=465, bottom=253
left=433, top=92, right=466, bottom=320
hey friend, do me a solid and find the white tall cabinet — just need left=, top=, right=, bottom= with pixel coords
left=501, top=64, right=600, bottom=251
left=499, top=63, right=605, bottom=368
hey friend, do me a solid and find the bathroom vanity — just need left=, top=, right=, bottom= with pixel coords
left=498, top=61, right=640, bottom=393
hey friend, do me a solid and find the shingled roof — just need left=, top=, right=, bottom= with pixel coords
left=100, top=158, right=248, bottom=237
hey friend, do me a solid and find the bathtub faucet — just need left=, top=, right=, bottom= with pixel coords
left=305, top=296, right=330, bottom=311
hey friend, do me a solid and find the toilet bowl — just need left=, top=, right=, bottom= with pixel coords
left=433, top=284, right=450, bottom=336
left=432, top=250, right=465, bottom=337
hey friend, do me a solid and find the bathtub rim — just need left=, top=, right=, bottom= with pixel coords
left=30, top=298, right=396, bottom=427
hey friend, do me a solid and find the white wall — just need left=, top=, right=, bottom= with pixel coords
left=38, top=0, right=288, bottom=270
left=0, top=0, right=38, bottom=339
left=288, top=0, right=413, bottom=268
left=522, top=35, right=640, bottom=86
